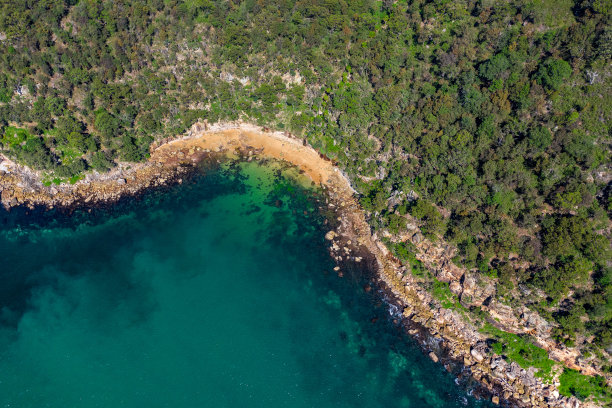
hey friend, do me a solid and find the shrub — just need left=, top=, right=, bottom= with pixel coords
left=559, top=368, right=611, bottom=403
left=535, top=59, right=572, bottom=91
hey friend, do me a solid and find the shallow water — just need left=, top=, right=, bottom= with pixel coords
left=0, top=160, right=491, bottom=408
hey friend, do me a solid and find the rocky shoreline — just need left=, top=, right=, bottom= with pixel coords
left=328, top=231, right=496, bottom=403
left=0, top=143, right=200, bottom=211
left=321, top=185, right=589, bottom=408
left=0, top=122, right=601, bottom=407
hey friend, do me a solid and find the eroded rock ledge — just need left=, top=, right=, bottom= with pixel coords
left=0, top=122, right=603, bottom=407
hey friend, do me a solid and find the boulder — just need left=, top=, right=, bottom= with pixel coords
left=325, top=230, right=337, bottom=240
left=449, top=281, right=462, bottom=295
left=429, top=352, right=439, bottom=363
left=460, top=272, right=496, bottom=307
left=470, top=348, right=484, bottom=362
left=470, top=344, right=487, bottom=362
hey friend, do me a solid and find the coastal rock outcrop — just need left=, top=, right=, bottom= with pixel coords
left=326, top=198, right=592, bottom=408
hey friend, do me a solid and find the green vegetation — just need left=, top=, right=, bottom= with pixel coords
left=385, top=239, right=427, bottom=278
left=536, top=58, right=573, bottom=91
left=0, top=127, right=54, bottom=169
left=0, top=0, right=610, bottom=398
left=482, top=323, right=556, bottom=380
left=408, top=199, right=446, bottom=240
left=559, top=368, right=611, bottom=404
left=431, top=278, right=466, bottom=311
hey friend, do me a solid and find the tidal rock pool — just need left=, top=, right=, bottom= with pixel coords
left=0, top=160, right=492, bottom=408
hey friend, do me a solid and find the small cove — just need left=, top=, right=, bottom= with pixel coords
left=0, top=159, right=492, bottom=408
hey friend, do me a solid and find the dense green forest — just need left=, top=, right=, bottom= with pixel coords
left=0, top=0, right=610, bottom=391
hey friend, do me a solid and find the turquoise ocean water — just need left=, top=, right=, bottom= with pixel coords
left=0, top=160, right=491, bottom=408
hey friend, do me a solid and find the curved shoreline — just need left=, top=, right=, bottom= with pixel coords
left=0, top=122, right=353, bottom=210
left=0, top=123, right=591, bottom=407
